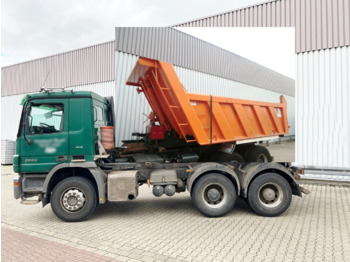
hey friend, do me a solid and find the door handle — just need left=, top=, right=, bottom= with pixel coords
left=56, top=156, right=67, bottom=162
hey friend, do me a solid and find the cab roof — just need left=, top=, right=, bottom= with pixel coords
left=21, top=91, right=106, bottom=105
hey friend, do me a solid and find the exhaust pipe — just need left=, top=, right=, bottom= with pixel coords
left=128, top=193, right=136, bottom=200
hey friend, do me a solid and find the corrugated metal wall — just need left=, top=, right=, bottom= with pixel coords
left=115, top=27, right=295, bottom=97
left=1, top=81, right=115, bottom=141
left=295, top=46, right=350, bottom=169
left=175, top=0, right=350, bottom=53
left=1, top=41, right=115, bottom=97
left=2, top=28, right=295, bottom=98
left=114, top=51, right=295, bottom=146
left=1, top=94, right=24, bottom=141
left=2, top=50, right=295, bottom=145
left=114, top=52, right=151, bottom=145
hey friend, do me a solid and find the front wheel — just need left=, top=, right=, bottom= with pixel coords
left=192, top=173, right=237, bottom=217
left=51, top=177, right=97, bottom=222
left=247, top=173, right=292, bottom=217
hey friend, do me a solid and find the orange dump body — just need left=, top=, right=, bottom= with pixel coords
left=126, top=58, right=289, bottom=146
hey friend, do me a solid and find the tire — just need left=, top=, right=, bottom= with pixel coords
left=192, top=173, right=237, bottom=217
left=210, top=152, right=244, bottom=163
left=247, top=173, right=292, bottom=217
left=245, top=146, right=272, bottom=162
left=51, top=177, right=97, bottom=222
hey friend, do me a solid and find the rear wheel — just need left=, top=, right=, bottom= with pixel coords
left=51, top=177, right=97, bottom=222
left=192, top=173, right=237, bottom=217
left=247, top=173, right=292, bottom=217
left=245, top=146, right=271, bottom=162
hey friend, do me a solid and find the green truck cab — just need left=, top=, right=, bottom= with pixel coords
left=14, top=90, right=112, bottom=209
left=15, top=91, right=111, bottom=172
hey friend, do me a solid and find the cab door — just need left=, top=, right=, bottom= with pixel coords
left=18, top=99, right=69, bottom=173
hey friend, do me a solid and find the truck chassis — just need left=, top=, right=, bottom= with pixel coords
left=15, top=160, right=303, bottom=222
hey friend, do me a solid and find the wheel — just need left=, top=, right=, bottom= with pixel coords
left=51, top=177, right=97, bottom=222
left=192, top=173, right=237, bottom=217
left=210, top=152, right=244, bottom=163
left=247, top=173, right=292, bottom=217
left=245, top=146, right=271, bottom=162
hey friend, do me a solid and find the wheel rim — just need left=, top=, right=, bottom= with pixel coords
left=61, top=187, right=86, bottom=213
left=258, top=182, right=283, bottom=208
left=257, top=154, right=268, bottom=162
left=202, top=183, right=228, bottom=208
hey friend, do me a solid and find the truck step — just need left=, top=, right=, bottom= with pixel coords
left=21, top=199, right=40, bottom=205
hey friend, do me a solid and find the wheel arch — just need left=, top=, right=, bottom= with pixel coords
left=187, top=162, right=240, bottom=194
left=241, top=162, right=301, bottom=198
left=42, top=162, right=107, bottom=206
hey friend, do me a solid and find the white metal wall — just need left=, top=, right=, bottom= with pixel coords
left=114, top=51, right=295, bottom=146
left=114, top=52, right=150, bottom=146
left=1, top=94, right=24, bottom=141
left=295, top=46, right=350, bottom=169
left=0, top=81, right=116, bottom=141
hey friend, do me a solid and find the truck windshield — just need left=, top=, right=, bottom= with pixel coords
left=27, top=104, right=64, bottom=135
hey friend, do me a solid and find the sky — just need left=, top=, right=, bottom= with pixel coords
left=1, top=0, right=294, bottom=78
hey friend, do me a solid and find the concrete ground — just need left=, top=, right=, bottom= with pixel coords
left=267, top=141, right=295, bottom=162
left=2, top=164, right=350, bottom=262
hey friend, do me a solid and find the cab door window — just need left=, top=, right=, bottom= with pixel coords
left=27, top=104, right=64, bottom=135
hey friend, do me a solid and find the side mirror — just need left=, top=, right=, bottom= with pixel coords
left=44, top=111, right=53, bottom=119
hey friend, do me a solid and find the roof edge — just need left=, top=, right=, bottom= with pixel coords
left=2, top=40, right=115, bottom=69
left=172, top=28, right=295, bottom=83
left=171, top=0, right=277, bottom=27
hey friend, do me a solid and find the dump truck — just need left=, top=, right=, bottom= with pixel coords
left=13, top=57, right=306, bottom=222
left=124, top=58, right=289, bottom=163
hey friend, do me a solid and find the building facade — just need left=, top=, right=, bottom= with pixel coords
left=1, top=27, right=295, bottom=151
left=175, top=0, right=350, bottom=180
